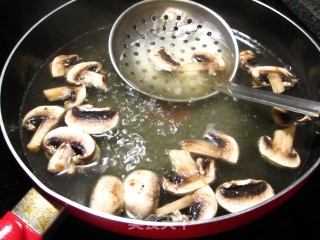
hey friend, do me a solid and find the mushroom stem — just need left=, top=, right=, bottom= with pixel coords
left=43, top=86, right=75, bottom=101
left=268, top=73, right=285, bottom=93
left=156, top=185, right=218, bottom=220
left=47, top=143, right=75, bottom=173
left=43, top=85, right=86, bottom=110
left=155, top=194, right=195, bottom=217
left=27, top=119, right=60, bottom=153
left=273, top=126, right=295, bottom=155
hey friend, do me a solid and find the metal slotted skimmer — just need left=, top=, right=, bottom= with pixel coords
left=109, top=0, right=239, bottom=102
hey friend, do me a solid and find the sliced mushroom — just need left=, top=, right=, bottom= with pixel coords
left=162, top=149, right=215, bottom=195
left=272, top=107, right=313, bottom=126
left=156, top=185, right=218, bottom=221
left=239, top=50, right=258, bottom=73
left=43, top=84, right=86, bottom=110
left=215, top=179, right=274, bottom=213
left=123, top=169, right=160, bottom=219
left=50, top=54, right=80, bottom=77
left=43, top=126, right=100, bottom=173
left=150, top=48, right=180, bottom=72
left=179, top=51, right=226, bottom=75
left=22, top=105, right=65, bottom=153
left=251, top=66, right=299, bottom=93
left=166, top=149, right=199, bottom=178
left=89, top=175, right=124, bottom=215
left=181, top=130, right=239, bottom=164
left=66, top=61, right=107, bottom=90
left=168, top=210, right=190, bottom=222
left=47, top=142, right=76, bottom=174
left=258, top=126, right=300, bottom=168
left=64, top=104, right=119, bottom=134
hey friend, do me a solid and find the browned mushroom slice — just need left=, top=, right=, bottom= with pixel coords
left=181, top=130, right=239, bottom=164
left=179, top=51, right=226, bottom=75
left=64, top=104, right=119, bottom=134
left=43, top=126, right=100, bottom=173
left=89, top=175, right=124, bottom=215
left=50, top=54, right=79, bottom=77
left=123, top=169, right=160, bottom=219
left=156, top=185, right=218, bottom=221
left=66, top=61, right=107, bottom=90
left=272, top=107, right=313, bottom=127
left=43, top=84, right=86, bottom=110
left=258, top=126, right=300, bottom=168
left=162, top=150, right=215, bottom=195
left=239, top=50, right=258, bottom=73
left=22, top=105, right=65, bottom=153
left=150, top=48, right=180, bottom=72
left=251, top=66, right=299, bottom=93
left=215, top=179, right=274, bottom=213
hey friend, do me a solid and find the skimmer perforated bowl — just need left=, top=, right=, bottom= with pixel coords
left=109, top=0, right=239, bottom=102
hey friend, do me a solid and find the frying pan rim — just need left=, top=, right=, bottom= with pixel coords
left=253, top=0, right=320, bottom=50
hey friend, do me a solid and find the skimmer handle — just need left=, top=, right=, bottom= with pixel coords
left=215, top=83, right=320, bottom=118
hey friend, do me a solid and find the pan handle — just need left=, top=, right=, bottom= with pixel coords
left=0, top=211, right=41, bottom=240
left=0, top=188, right=65, bottom=240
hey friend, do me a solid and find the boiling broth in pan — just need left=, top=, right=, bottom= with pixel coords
left=20, top=26, right=313, bottom=217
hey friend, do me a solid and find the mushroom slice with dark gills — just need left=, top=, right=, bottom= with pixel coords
left=64, top=104, right=119, bottom=135
left=181, top=129, right=239, bottom=164
left=162, top=149, right=215, bottom=195
left=156, top=185, right=218, bottom=221
left=50, top=54, right=80, bottom=77
left=179, top=51, right=226, bottom=75
left=272, top=107, right=313, bottom=127
left=123, top=169, right=160, bottom=219
left=150, top=48, right=180, bottom=72
left=258, top=125, right=300, bottom=168
left=89, top=175, right=124, bottom=215
left=43, top=126, right=100, bottom=174
left=239, top=50, right=258, bottom=73
left=22, top=105, right=65, bottom=153
left=215, top=179, right=274, bottom=213
left=43, top=84, right=86, bottom=110
left=251, top=66, right=299, bottom=93
left=66, top=61, right=107, bottom=90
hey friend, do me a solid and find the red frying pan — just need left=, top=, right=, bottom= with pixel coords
left=1, top=0, right=320, bottom=239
